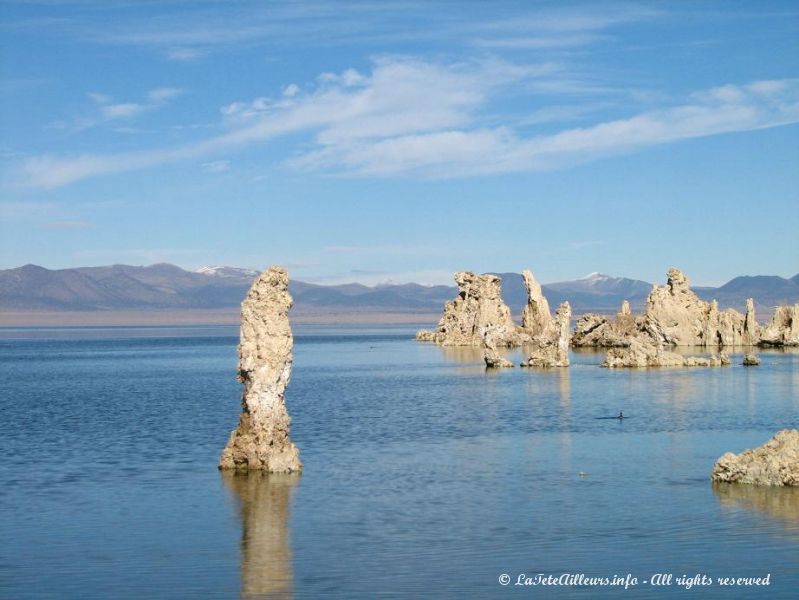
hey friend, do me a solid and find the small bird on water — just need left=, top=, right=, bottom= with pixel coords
left=595, top=411, right=630, bottom=420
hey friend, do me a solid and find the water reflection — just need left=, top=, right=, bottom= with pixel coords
left=438, top=345, right=484, bottom=363
left=222, top=472, right=300, bottom=599
left=558, top=367, right=570, bottom=408
left=713, top=482, right=799, bottom=531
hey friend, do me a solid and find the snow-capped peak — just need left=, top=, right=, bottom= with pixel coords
left=195, top=266, right=259, bottom=278
left=579, top=272, right=609, bottom=281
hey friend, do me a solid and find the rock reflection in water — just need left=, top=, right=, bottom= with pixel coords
left=439, top=345, right=484, bottom=363
left=222, top=472, right=300, bottom=599
left=713, top=482, right=799, bottom=531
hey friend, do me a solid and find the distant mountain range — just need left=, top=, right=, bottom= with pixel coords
left=1, top=263, right=797, bottom=316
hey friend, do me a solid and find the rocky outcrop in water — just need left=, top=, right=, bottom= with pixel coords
left=758, top=304, right=799, bottom=346
left=521, top=270, right=554, bottom=337
left=602, top=337, right=729, bottom=368
left=483, top=328, right=514, bottom=369
left=743, top=353, right=760, bottom=366
left=571, top=300, right=637, bottom=348
left=639, top=268, right=749, bottom=347
left=416, top=271, right=526, bottom=347
left=711, top=430, right=799, bottom=486
left=219, top=266, right=302, bottom=473
left=521, top=302, right=571, bottom=367
left=743, top=298, right=759, bottom=345
left=571, top=314, right=618, bottom=348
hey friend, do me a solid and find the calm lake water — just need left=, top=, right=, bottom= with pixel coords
left=1, top=326, right=797, bottom=599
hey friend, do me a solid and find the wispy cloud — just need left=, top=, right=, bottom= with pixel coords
left=289, top=77, right=799, bottom=177
left=201, top=160, right=229, bottom=173
left=567, top=240, right=605, bottom=251
left=51, top=87, right=185, bottom=132
left=4, top=1, right=661, bottom=61
left=147, top=87, right=183, bottom=103
left=0, top=201, right=58, bottom=220
left=17, top=57, right=799, bottom=188
left=471, top=3, right=660, bottom=49
left=165, top=47, right=204, bottom=62
left=473, top=33, right=610, bottom=49
left=41, top=220, right=94, bottom=230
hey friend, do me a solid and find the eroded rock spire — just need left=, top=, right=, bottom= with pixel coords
left=219, top=266, right=302, bottom=473
left=521, top=269, right=553, bottom=337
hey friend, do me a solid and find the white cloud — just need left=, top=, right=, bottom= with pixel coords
left=147, top=87, right=184, bottom=103
left=166, top=47, right=203, bottom=62
left=101, top=102, right=147, bottom=119
left=289, top=77, right=799, bottom=177
left=201, top=160, right=230, bottom=173
left=18, top=58, right=799, bottom=188
left=60, top=87, right=185, bottom=132
left=474, top=33, right=609, bottom=49
left=87, top=92, right=112, bottom=104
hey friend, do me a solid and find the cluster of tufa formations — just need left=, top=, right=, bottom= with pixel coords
left=418, top=266, right=799, bottom=369
left=638, top=268, right=753, bottom=346
left=216, top=265, right=796, bottom=493
left=712, top=430, right=799, bottom=486
left=520, top=302, right=571, bottom=368
left=571, top=300, right=636, bottom=348
left=416, top=271, right=531, bottom=347
left=219, top=266, right=302, bottom=473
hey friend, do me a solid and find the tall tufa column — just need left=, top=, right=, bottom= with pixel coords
left=219, top=266, right=302, bottom=473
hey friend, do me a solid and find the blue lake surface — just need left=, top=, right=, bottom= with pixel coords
left=0, top=326, right=797, bottom=599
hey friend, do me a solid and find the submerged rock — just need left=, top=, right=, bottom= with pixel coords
left=521, top=302, right=571, bottom=368
left=758, top=304, right=799, bottom=347
left=743, top=353, right=761, bottom=366
left=711, top=430, right=799, bottom=486
left=219, top=266, right=302, bottom=473
left=602, top=337, right=730, bottom=368
left=416, top=271, right=527, bottom=347
left=639, top=268, right=749, bottom=347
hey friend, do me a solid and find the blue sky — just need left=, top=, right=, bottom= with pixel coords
left=1, top=0, right=798, bottom=286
